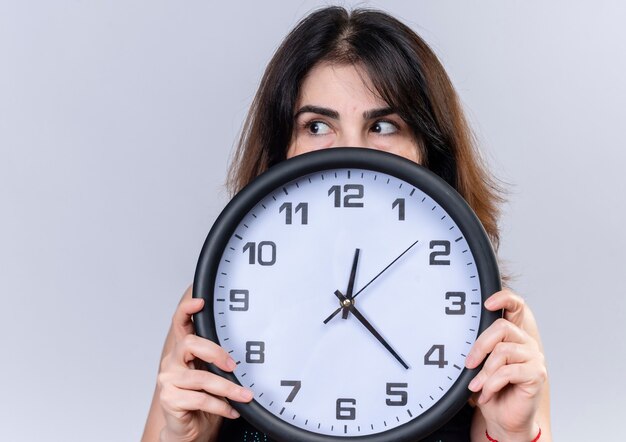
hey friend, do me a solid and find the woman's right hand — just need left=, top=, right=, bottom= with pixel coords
left=157, top=293, right=254, bottom=442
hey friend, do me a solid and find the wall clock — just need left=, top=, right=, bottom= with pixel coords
left=193, top=147, right=501, bottom=441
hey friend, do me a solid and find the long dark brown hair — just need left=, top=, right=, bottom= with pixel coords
left=227, top=6, right=503, bottom=249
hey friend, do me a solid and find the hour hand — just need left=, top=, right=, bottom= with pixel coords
left=342, top=248, right=360, bottom=319
left=322, top=248, right=360, bottom=324
left=334, top=290, right=409, bottom=370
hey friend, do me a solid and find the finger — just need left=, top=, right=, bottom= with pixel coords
left=176, top=334, right=237, bottom=372
left=172, top=295, right=205, bottom=337
left=465, top=318, right=531, bottom=369
left=169, top=369, right=254, bottom=403
left=468, top=342, right=531, bottom=392
left=161, top=385, right=241, bottom=419
left=477, top=362, right=545, bottom=405
left=485, top=289, right=525, bottom=326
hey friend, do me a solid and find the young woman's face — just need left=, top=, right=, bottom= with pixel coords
left=287, top=62, right=421, bottom=163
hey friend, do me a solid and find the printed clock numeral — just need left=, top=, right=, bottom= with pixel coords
left=280, top=380, right=302, bottom=402
left=385, top=382, right=408, bottom=406
left=429, top=240, right=451, bottom=265
left=424, top=344, right=448, bottom=368
left=328, top=184, right=364, bottom=208
left=245, top=341, right=265, bottom=363
left=392, top=198, right=405, bottom=220
left=445, top=291, right=466, bottom=315
left=279, top=202, right=308, bottom=224
left=336, top=398, right=356, bottom=420
left=229, top=289, right=249, bottom=311
left=243, top=241, right=276, bottom=266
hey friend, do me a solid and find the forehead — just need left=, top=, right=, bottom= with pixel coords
left=297, top=62, right=388, bottom=110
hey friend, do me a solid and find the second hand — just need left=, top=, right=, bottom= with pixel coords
left=352, top=239, right=419, bottom=300
left=323, top=239, right=419, bottom=324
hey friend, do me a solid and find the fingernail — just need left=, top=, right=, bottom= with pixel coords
left=240, top=388, right=254, bottom=401
left=468, top=377, right=480, bottom=391
left=230, top=409, right=240, bottom=419
left=465, top=353, right=474, bottom=367
left=485, top=298, right=495, bottom=308
left=226, top=357, right=237, bottom=371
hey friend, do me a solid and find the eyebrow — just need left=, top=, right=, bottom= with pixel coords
left=294, top=105, right=339, bottom=120
left=363, top=107, right=395, bottom=120
left=294, top=105, right=396, bottom=120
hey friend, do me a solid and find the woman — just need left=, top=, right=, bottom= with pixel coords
left=143, top=7, right=550, bottom=442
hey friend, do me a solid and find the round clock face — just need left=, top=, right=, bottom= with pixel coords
left=194, top=148, right=500, bottom=442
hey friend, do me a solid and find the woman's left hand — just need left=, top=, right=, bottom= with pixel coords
left=465, top=289, right=548, bottom=441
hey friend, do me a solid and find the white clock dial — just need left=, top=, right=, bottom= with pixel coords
left=213, top=168, right=482, bottom=437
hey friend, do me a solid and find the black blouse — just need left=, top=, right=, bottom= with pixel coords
left=217, top=403, right=473, bottom=441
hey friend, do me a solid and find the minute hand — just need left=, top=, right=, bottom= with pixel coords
left=351, top=239, right=419, bottom=300
left=334, top=290, right=409, bottom=370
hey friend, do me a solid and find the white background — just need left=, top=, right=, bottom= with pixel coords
left=1, top=1, right=625, bottom=440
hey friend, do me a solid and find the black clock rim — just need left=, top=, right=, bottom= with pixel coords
left=193, top=147, right=501, bottom=442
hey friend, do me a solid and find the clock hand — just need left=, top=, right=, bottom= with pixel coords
left=333, top=290, right=409, bottom=370
left=323, top=305, right=342, bottom=324
left=342, top=248, right=360, bottom=319
left=323, top=248, right=360, bottom=324
left=352, top=239, right=419, bottom=300
left=323, top=239, right=419, bottom=324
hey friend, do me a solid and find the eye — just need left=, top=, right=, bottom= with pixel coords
left=371, top=121, right=398, bottom=135
left=306, top=121, right=332, bottom=135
